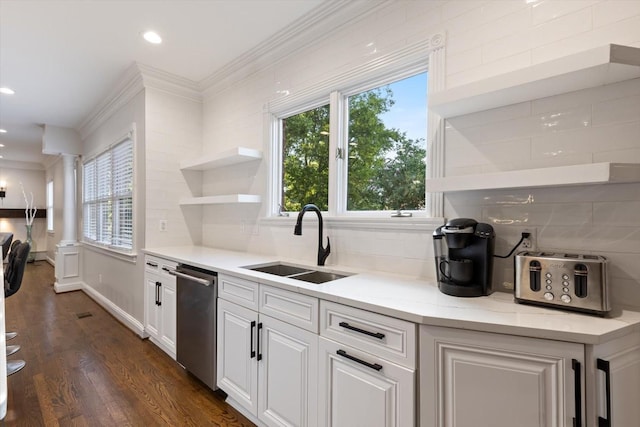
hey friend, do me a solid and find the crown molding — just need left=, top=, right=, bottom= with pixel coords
left=0, top=158, right=45, bottom=171
left=201, top=0, right=389, bottom=99
left=78, top=63, right=201, bottom=140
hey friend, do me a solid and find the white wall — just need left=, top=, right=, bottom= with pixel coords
left=81, top=89, right=146, bottom=322
left=0, top=163, right=47, bottom=259
left=145, top=88, right=203, bottom=248
left=199, top=0, right=640, bottom=309
left=44, top=156, right=65, bottom=263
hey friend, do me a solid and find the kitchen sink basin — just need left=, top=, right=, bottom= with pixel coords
left=290, top=270, right=349, bottom=284
left=249, top=263, right=311, bottom=277
left=243, top=262, right=352, bottom=284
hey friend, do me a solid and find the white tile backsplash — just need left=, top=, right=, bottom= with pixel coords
left=190, top=0, right=640, bottom=309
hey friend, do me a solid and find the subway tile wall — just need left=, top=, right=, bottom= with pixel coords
left=196, top=1, right=640, bottom=308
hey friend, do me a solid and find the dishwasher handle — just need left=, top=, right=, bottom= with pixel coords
left=170, top=270, right=213, bottom=286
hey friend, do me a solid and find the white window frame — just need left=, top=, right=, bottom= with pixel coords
left=46, top=180, right=54, bottom=232
left=82, top=128, right=136, bottom=255
left=271, top=65, right=428, bottom=219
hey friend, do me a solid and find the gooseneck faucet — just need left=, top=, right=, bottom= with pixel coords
left=294, top=204, right=331, bottom=266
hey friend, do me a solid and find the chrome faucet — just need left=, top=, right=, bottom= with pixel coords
left=294, top=203, right=331, bottom=266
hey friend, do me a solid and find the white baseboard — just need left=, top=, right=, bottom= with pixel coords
left=81, top=282, right=146, bottom=338
left=54, top=281, right=83, bottom=293
left=45, top=256, right=55, bottom=266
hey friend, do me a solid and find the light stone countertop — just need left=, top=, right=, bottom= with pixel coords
left=144, top=245, right=640, bottom=345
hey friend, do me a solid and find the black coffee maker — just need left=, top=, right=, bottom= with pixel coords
left=433, top=218, right=495, bottom=297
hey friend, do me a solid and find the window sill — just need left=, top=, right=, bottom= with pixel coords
left=260, top=215, right=444, bottom=232
left=82, top=241, right=137, bottom=264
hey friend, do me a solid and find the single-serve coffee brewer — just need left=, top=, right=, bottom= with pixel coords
left=433, top=218, right=495, bottom=297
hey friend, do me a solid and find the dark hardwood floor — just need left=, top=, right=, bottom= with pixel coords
left=3, top=261, right=255, bottom=427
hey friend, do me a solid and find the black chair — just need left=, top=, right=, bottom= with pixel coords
left=4, top=241, right=30, bottom=376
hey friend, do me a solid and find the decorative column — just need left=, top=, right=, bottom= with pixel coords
left=54, top=153, right=82, bottom=293
left=60, top=153, right=77, bottom=245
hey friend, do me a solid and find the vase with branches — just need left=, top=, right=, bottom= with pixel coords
left=20, top=182, right=37, bottom=262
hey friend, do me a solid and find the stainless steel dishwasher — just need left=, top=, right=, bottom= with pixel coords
left=171, top=264, right=218, bottom=390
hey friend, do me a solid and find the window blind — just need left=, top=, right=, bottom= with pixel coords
left=82, top=138, right=134, bottom=251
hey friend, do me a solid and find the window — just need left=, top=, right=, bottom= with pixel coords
left=82, top=137, right=134, bottom=252
left=276, top=71, right=427, bottom=216
left=46, top=180, right=54, bottom=232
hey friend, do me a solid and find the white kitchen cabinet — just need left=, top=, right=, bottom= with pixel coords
left=420, top=325, right=585, bottom=427
left=318, top=301, right=416, bottom=427
left=143, top=255, right=177, bottom=358
left=217, top=297, right=259, bottom=414
left=217, top=274, right=319, bottom=427
left=258, top=314, right=318, bottom=427
left=318, top=337, right=414, bottom=427
left=586, top=331, right=640, bottom=427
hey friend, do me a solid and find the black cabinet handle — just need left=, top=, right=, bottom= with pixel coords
left=257, top=322, right=263, bottom=361
left=336, top=349, right=382, bottom=371
left=146, top=261, right=158, bottom=267
left=250, top=321, right=256, bottom=358
left=572, top=359, right=582, bottom=427
left=157, top=281, right=162, bottom=306
left=339, top=322, right=385, bottom=340
left=155, top=281, right=160, bottom=306
left=597, top=358, right=611, bottom=427
left=162, top=266, right=172, bottom=273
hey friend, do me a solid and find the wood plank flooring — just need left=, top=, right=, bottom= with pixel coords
left=3, top=261, right=255, bottom=427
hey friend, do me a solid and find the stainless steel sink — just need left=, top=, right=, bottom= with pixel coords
left=291, top=270, right=349, bottom=284
left=248, top=263, right=311, bottom=277
left=243, top=262, right=351, bottom=284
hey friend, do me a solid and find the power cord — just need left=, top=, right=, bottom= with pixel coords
left=494, top=232, right=530, bottom=259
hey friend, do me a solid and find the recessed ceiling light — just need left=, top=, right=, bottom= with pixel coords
left=0, top=155, right=4, bottom=159
left=0, top=129, right=6, bottom=133
left=143, top=31, right=162, bottom=44
left=0, top=87, right=15, bottom=95
left=0, top=144, right=4, bottom=147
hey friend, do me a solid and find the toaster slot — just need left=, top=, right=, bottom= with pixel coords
left=574, top=264, right=588, bottom=298
left=529, top=260, right=542, bottom=292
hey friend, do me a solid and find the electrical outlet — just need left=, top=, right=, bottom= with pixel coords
left=521, top=228, right=536, bottom=250
left=159, top=220, right=168, bottom=232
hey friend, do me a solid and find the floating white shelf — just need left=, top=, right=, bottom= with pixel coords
left=180, top=147, right=262, bottom=171
left=179, top=194, right=262, bottom=205
left=426, top=163, right=640, bottom=193
left=430, top=44, right=640, bottom=118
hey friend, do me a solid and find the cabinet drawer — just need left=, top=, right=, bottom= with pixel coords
left=218, top=274, right=259, bottom=311
left=259, top=285, right=318, bottom=333
left=145, top=255, right=177, bottom=276
left=320, top=300, right=416, bottom=369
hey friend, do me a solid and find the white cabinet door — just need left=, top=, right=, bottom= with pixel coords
left=420, top=325, right=585, bottom=427
left=159, top=278, right=177, bottom=353
left=217, top=298, right=259, bottom=416
left=587, top=331, right=640, bottom=427
left=258, top=314, right=318, bottom=427
left=318, top=337, right=415, bottom=427
left=144, top=272, right=161, bottom=339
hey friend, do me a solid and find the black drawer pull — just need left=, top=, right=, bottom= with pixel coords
left=338, top=322, right=385, bottom=340
left=572, top=359, right=582, bottom=427
left=162, top=266, right=172, bottom=273
left=597, top=358, right=611, bottom=427
left=146, top=261, right=158, bottom=267
left=250, top=321, right=256, bottom=359
left=257, top=323, right=263, bottom=361
left=336, top=349, right=382, bottom=371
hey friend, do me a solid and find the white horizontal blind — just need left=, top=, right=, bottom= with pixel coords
left=82, top=137, right=134, bottom=252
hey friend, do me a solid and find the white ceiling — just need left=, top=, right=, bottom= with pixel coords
left=0, top=0, right=329, bottom=166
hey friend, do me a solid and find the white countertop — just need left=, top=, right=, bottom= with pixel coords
left=144, top=245, right=640, bottom=345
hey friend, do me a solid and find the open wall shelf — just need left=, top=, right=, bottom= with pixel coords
left=429, top=44, right=640, bottom=118
left=180, top=147, right=262, bottom=171
left=179, top=194, right=262, bottom=206
left=426, top=163, right=640, bottom=192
